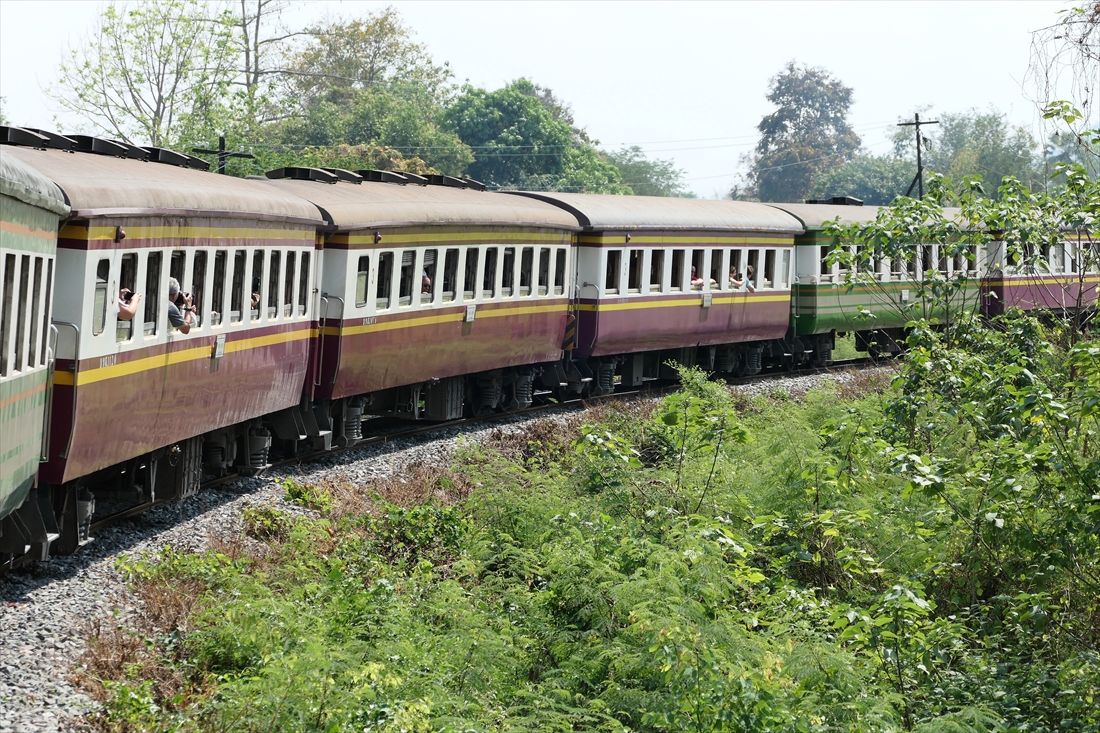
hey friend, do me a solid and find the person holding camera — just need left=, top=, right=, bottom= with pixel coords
left=118, top=288, right=142, bottom=321
left=167, top=277, right=195, bottom=334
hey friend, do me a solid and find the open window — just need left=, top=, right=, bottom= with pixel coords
left=443, top=249, right=459, bottom=302
left=482, top=248, right=497, bottom=297
left=464, top=249, right=479, bottom=300
left=763, top=250, right=776, bottom=288
left=212, top=250, right=226, bottom=325
left=92, top=258, right=110, bottom=337
left=519, top=247, right=533, bottom=296
left=144, top=251, right=161, bottom=335
left=421, top=249, right=437, bottom=303
left=298, top=252, right=310, bottom=315
left=537, top=248, right=550, bottom=295
left=284, top=251, right=296, bottom=316
left=231, top=250, right=246, bottom=322
left=376, top=252, right=393, bottom=310
left=267, top=251, right=281, bottom=317
left=0, top=255, right=14, bottom=375
left=14, top=256, right=28, bottom=370
left=709, top=249, right=724, bottom=290
left=398, top=250, right=415, bottom=306
left=730, top=249, right=743, bottom=286
left=553, top=248, right=566, bottom=295
left=605, top=250, right=621, bottom=294
left=502, top=247, right=515, bottom=296
left=670, top=250, right=684, bottom=291
left=747, top=250, right=759, bottom=289
left=28, top=258, right=42, bottom=367
left=39, top=259, right=52, bottom=365
left=355, top=255, right=370, bottom=307
left=251, top=249, right=264, bottom=320
left=690, top=249, right=705, bottom=289
left=627, top=249, right=643, bottom=293
left=193, top=251, right=208, bottom=326
left=650, top=250, right=664, bottom=291
left=117, top=253, right=137, bottom=340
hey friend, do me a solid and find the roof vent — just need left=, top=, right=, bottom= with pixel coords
left=356, top=169, right=408, bottom=184
left=20, top=128, right=77, bottom=150
left=804, top=195, right=863, bottom=206
left=425, top=174, right=469, bottom=188
left=392, top=171, right=429, bottom=185
left=320, top=168, right=363, bottom=183
left=265, top=167, right=339, bottom=183
left=461, top=177, right=486, bottom=192
left=65, top=135, right=149, bottom=160
left=142, top=146, right=210, bottom=171
left=0, top=126, right=50, bottom=148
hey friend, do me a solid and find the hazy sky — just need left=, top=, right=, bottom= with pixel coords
left=0, top=0, right=1080, bottom=197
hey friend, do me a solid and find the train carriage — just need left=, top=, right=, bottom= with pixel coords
left=261, top=169, right=581, bottom=429
left=1, top=138, right=324, bottom=551
left=771, top=201, right=986, bottom=358
left=981, top=233, right=1099, bottom=316
left=511, top=192, right=802, bottom=387
left=0, top=152, right=68, bottom=557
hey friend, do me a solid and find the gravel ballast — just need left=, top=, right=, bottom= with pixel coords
left=0, top=367, right=889, bottom=732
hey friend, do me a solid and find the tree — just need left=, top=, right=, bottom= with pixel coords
left=444, top=79, right=628, bottom=192
left=607, top=146, right=692, bottom=197
left=743, top=61, right=861, bottom=202
left=54, top=0, right=236, bottom=147
left=0, top=97, right=7, bottom=126
left=808, top=154, right=913, bottom=205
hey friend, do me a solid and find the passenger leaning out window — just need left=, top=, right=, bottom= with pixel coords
left=118, top=288, right=142, bottom=321
left=168, top=277, right=196, bottom=334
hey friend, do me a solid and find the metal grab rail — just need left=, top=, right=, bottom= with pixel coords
left=40, top=324, right=59, bottom=462
left=324, top=295, right=345, bottom=386
left=51, top=320, right=80, bottom=460
left=313, top=295, right=328, bottom=388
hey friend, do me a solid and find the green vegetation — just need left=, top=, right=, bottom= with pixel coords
left=81, top=312, right=1099, bottom=732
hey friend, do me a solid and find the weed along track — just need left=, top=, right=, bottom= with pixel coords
left=0, top=365, right=888, bottom=732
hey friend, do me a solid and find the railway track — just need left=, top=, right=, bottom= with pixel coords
left=83, top=355, right=883, bottom=542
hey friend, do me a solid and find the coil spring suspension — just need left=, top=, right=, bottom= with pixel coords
left=715, top=347, right=735, bottom=373
left=248, top=428, right=272, bottom=468
left=474, top=373, right=502, bottom=414
left=344, top=404, right=364, bottom=442
left=594, top=361, right=615, bottom=395
left=203, top=442, right=225, bottom=470
left=513, top=371, right=534, bottom=408
left=744, top=345, right=764, bottom=376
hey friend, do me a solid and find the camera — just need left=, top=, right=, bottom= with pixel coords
left=120, top=288, right=133, bottom=303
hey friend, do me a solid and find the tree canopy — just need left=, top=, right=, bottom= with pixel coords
left=607, top=146, right=692, bottom=197
left=743, top=61, right=861, bottom=202
left=808, top=154, right=913, bottom=205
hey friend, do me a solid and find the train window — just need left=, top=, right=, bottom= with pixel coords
left=553, top=248, right=566, bottom=295
left=463, top=249, right=479, bottom=300
left=144, top=251, right=161, bottom=335
left=422, top=249, right=437, bottom=304
left=170, top=250, right=185, bottom=285
left=537, top=248, right=550, bottom=295
left=0, top=254, right=13, bottom=375
left=250, top=250, right=265, bottom=320
left=92, top=258, right=110, bottom=337
left=355, top=255, right=370, bottom=307
left=820, top=247, right=833, bottom=278
left=298, top=252, right=310, bottom=315
left=670, top=250, right=684, bottom=292
left=376, top=252, right=393, bottom=310
left=605, top=250, right=621, bottom=294
left=283, top=251, right=295, bottom=316
left=231, top=250, right=246, bottom=322
left=117, top=254, right=137, bottom=341
left=398, top=250, right=415, bottom=306
left=14, top=256, right=29, bottom=370
left=443, top=249, right=459, bottom=302
left=39, top=259, right=53, bottom=366
left=650, top=250, right=664, bottom=290
left=747, top=250, right=760, bottom=289
left=936, top=246, right=949, bottom=277
left=627, top=250, right=643, bottom=293
left=502, top=247, right=515, bottom=296
left=762, top=250, right=775, bottom=288
left=690, top=250, right=705, bottom=289
left=212, top=251, right=226, bottom=326
left=730, top=250, right=743, bottom=284
left=1050, top=244, right=1065, bottom=273
left=482, top=248, right=497, bottom=298
left=709, top=250, right=724, bottom=290
left=193, top=251, right=208, bottom=327
left=267, top=251, right=281, bottom=317
left=28, top=257, right=43, bottom=367
left=519, top=247, right=533, bottom=296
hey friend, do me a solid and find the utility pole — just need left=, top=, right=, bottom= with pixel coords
left=898, top=113, right=939, bottom=198
left=192, top=135, right=255, bottom=174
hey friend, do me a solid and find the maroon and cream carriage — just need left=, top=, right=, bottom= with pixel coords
left=261, top=168, right=581, bottom=433
left=2, top=141, right=324, bottom=551
left=510, top=192, right=803, bottom=391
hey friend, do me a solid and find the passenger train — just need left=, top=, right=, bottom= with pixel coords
left=0, top=127, right=1096, bottom=560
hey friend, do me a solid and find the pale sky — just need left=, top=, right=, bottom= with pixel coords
left=0, top=0, right=1081, bottom=197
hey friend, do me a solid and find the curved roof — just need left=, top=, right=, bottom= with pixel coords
left=507, top=191, right=804, bottom=233
left=1, top=146, right=322, bottom=224
left=766, top=203, right=881, bottom=230
left=0, top=149, right=69, bottom=216
left=262, top=178, right=581, bottom=231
